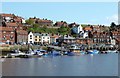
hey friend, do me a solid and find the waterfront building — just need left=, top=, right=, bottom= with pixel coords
left=0, top=27, right=15, bottom=44
left=112, top=31, right=120, bottom=45
left=28, top=32, right=34, bottom=44
left=41, top=33, right=50, bottom=44
left=57, top=35, right=76, bottom=45
left=76, top=38, right=93, bottom=45
left=50, top=35, right=60, bottom=44
left=33, top=33, right=41, bottom=45
left=92, top=31, right=111, bottom=44
left=16, top=29, right=28, bottom=44
left=28, top=32, right=50, bottom=45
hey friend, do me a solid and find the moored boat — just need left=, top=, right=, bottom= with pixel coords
left=67, top=52, right=75, bottom=56
left=87, top=50, right=99, bottom=54
left=48, top=50, right=61, bottom=56
left=106, top=50, right=119, bottom=53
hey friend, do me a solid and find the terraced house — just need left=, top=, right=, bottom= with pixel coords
left=0, top=13, right=27, bottom=44
left=0, top=27, right=15, bottom=44
left=28, top=32, right=50, bottom=45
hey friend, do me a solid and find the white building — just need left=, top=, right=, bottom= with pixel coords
left=72, top=24, right=83, bottom=34
left=78, top=24, right=83, bottom=33
left=111, top=39, right=116, bottom=45
left=22, top=18, right=26, bottom=24
left=28, top=32, right=34, bottom=44
left=28, top=32, right=50, bottom=45
left=83, top=32, right=89, bottom=38
left=41, top=33, right=50, bottom=44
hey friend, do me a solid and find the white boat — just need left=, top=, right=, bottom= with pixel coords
left=8, top=49, right=25, bottom=57
left=26, top=48, right=35, bottom=56
left=38, top=52, right=43, bottom=56
left=87, top=50, right=99, bottom=54
left=106, top=50, right=118, bottom=53
left=9, top=52, right=25, bottom=56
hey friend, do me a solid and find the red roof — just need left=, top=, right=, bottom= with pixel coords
left=84, top=27, right=92, bottom=31
left=0, top=27, right=14, bottom=31
left=1, top=14, right=14, bottom=17
left=38, top=19, right=53, bottom=23
left=51, top=35, right=59, bottom=38
left=14, top=18, right=22, bottom=22
left=16, top=29, right=28, bottom=34
left=6, top=23, right=18, bottom=27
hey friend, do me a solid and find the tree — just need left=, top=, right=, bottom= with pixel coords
left=111, top=22, right=116, bottom=27
left=33, top=24, right=39, bottom=28
left=58, top=26, right=70, bottom=35
left=25, top=19, right=34, bottom=25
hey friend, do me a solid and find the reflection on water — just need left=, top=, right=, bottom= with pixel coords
left=2, top=54, right=118, bottom=76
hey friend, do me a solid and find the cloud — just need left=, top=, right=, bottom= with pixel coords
left=106, top=14, right=118, bottom=24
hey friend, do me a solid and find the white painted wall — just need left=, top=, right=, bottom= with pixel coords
left=28, top=32, right=34, bottom=43
left=83, top=32, right=88, bottom=38
left=41, top=36, right=50, bottom=44
left=77, top=24, right=83, bottom=33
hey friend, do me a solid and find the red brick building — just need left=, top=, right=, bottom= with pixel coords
left=92, top=31, right=111, bottom=44
left=76, top=38, right=93, bottom=45
left=6, top=22, right=18, bottom=30
left=112, top=31, right=120, bottom=44
left=0, top=27, right=15, bottom=44
left=16, top=29, right=28, bottom=44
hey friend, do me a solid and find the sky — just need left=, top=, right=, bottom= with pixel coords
left=1, top=2, right=118, bottom=26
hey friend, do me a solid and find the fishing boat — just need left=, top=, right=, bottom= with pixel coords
left=67, top=52, right=75, bottom=56
left=8, top=49, right=26, bottom=57
left=63, top=51, right=69, bottom=55
left=80, top=50, right=86, bottom=54
left=49, top=50, right=61, bottom=56
left=34, top=49, right=43, bottom=56
left=106, top=50, right=119, bottom=53
left=87, top=50, right=99, bottom=54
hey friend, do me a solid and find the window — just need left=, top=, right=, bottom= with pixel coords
left=30, top=38, right=32, bottom=39
left=30, top=41, right=32, bottom=43
left=47, top=37, right=49, bottom=39
left=30, top=35, right=32, bottom=37
left=35, top=39, right=37, bottom=41
left=35, top=36, right=37, bottom=38
left=94, top=39, right=96, bottom=42
left=43, top=37, right=45, bottom=39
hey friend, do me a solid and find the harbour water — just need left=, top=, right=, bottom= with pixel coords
left=2, top=53, right=118, bottom=76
